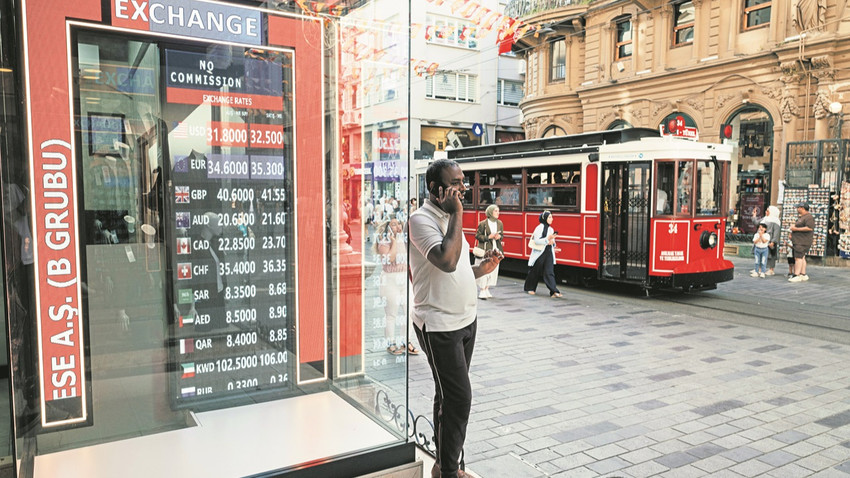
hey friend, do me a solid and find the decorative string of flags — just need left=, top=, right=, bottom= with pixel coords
left=295, top=0, right=539, bottom=57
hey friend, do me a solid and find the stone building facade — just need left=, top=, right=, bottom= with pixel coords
left=511, top=0, right=850, bottom=210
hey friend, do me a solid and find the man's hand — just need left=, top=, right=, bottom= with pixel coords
left=436, top=185, right=463, bottom=215
left=473, top=249, right=503, bottom=278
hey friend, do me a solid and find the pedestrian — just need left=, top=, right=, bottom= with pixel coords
left=524, top=210, right=563, bottom=297
left=788, top=202, right=814, bottom=282
left=762, top=205, right=781, bottom=275
left=751, top=223, right=770, bottom=278
left=785, top=237, right=796, bottom=277
left=474, top=204, right=504, bottom=299
left=407, top=159, right=502, bottom=478
left=373, top=218, right=412, bottom=355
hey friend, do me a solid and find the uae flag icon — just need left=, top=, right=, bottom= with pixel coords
left=179, top=339, right=194, bottom=354
left=181, top=363, right=196, bottom=379
left=176, top=237, right=191, bottom=255
left=179, top=314, right=194, bottom=327
left=177, top=262, right=192, bottom=280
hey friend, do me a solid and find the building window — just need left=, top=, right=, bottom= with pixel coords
left=549, top=38, right=565, bottom=81
left=425, top=14, right=478, bottom=49
left=743, top=0, right=771, bottom=29
left=425, top=72, right=477, bottom=103
left=497, top=79, right=523, bottom=106
left=615, top=18, right=633, bottom=60
left=541, top=125, right=566, bottom=137
left=673, top=1, right=695, bottom=46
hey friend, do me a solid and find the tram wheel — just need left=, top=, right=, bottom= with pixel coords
left=580, top=275, right=598, bottom=288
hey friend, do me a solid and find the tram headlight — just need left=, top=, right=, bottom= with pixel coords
left=700, top=231, right=718, bottom=249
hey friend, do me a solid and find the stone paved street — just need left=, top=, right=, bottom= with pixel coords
left=408, top=256, right=850, bottom=477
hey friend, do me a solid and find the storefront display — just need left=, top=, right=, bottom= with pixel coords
left=780, top=187, right=829, bottom=257
left=838, top=182, right=850, bottom=257
left=0, top=0, right=414, bottom=476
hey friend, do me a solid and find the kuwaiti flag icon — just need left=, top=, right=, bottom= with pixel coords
left=179, top=315, right=194, bottom=327
left=181, top=363, right=196, bottom=379
left=179, top=339, right=194, bottom=354
left=181, top=387, right=196, bottom=398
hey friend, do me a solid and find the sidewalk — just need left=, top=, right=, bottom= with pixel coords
left=407, top=259, right=850, bottom=477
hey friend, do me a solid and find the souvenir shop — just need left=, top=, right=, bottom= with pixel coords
left=782, top=140, right=850, bottom=262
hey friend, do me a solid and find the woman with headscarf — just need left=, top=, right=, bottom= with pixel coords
left=524, top=210, right=563, bottom=297
left=474, top=204, right=504, bottom=299
left=761, top=205, right=782, bottom=276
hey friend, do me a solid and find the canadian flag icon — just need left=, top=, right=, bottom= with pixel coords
left=177, top=262, right=192, bottom=280
left=177, top=237, right=191, bottom=255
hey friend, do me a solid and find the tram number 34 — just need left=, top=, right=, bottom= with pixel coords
left=668, top=223, right=678, bottom=234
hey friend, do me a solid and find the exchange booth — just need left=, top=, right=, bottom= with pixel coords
left=0, top=0, right=414, bottom=476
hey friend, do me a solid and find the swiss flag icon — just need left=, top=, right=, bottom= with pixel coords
left=177, top=263, right=192, bottom=280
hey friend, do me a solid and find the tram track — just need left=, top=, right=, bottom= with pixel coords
left=587, top=283, right=850, bottom=345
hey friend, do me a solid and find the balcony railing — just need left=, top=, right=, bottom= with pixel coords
left=504, top=0, right=578, bottom=19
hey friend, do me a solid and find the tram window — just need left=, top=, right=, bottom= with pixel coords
left=695, top=160, right=722, bottom=216
left=655, top=162, right=675, bottom=215
left=525, top=166, right=580, bottom=211
left=527, top=186, right=578, bottom=209
left=461, top=171, right=475, bottom=207
left=479, top=169, right=521, bottom=207
left=677, top=161, right=694, bottom=214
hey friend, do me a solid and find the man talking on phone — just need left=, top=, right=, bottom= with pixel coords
left=407, top=159, right=503, bottom=478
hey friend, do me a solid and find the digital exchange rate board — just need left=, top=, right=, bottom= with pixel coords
left=165, top=47, right=295, bottom=408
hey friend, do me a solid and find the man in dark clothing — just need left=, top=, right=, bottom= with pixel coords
left=788, top=202, right=815, bottom=282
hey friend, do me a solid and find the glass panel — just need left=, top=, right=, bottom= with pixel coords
left=550, top=39, right=565, bottom=81
left=479, top=170, right=521, bottom=207
left=676, top=26, right=694, bottom=44
left=0, top=2, right=19, bottom=471
left=746, top=5, right=771, bottom=27
left=527, top=186, right=578, bottom=209
left=676, top=2, right=695, bottom=25
left=462, top=171, right=475, bottom=207
left=695, top=160, right=723, bottom=216
left=677, top=161, right=695, bottom=215
left=617, top=21, right=632, bottom=42
left=656, top=162, right=675, bottom=215
left=339, top=4, right=411, bottom=450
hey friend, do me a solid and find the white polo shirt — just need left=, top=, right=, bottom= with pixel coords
left=408, top=201, right=477, bottom=332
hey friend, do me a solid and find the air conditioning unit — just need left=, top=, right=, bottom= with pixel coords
left=518, top=59, right=526, bottom=75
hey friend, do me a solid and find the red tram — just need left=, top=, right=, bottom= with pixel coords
left=446, top=128, right=735, bottom=291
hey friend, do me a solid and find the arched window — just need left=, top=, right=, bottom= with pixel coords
left=607, top=120, right=632, bottom=130
left=541, top=125, right=566, bottom=137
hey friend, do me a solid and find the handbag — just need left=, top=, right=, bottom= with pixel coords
left=528, top=237, right=544, bottom=252
left=472, top=246, right=486, bottom=258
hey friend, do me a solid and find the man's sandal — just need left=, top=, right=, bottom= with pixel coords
left=387, top=345, right=404, bottom=355
left=407, top=342, right=419, bottom=355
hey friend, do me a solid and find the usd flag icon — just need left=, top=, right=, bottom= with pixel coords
left=181, top=387, right=196, bottom=398
left=176, top=237, right=191, bottom=255
left=181, top=363, right=196, bottom=378
left=177, top=262, right=192, bottom=280
left=179, top=314, right=194, bottom=327
left=179, top=339, right=194, bottom=354
left=175, top=186, right=191, bottom=203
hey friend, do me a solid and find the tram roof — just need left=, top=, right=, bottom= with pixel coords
left=447, top=128, right=660, bottom=162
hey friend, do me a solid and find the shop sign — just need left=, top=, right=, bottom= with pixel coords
left=112, top=0, right=262, bottom=45
left=373, top=160, right=406, bottom=181
left=165, top=49, right=284, bottom=111
left=21, top=0, right=101, bottom=429
left=377, top=131, right=401, bottom=155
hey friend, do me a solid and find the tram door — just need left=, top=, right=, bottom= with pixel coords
left=601, top=162, right=651, bottom=281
